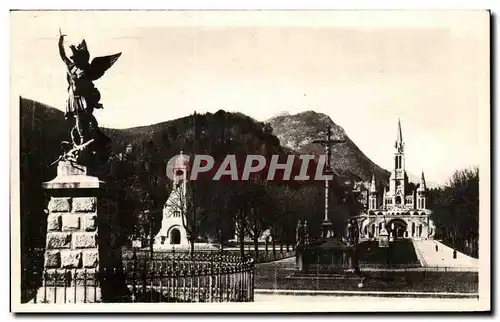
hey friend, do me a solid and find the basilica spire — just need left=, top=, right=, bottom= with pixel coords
left=418, top=171, right=427, bottom=192
left=395, top=118, right=404, bottom=152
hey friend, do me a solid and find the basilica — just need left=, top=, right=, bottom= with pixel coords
left=355, top=119, right=436, bottom=241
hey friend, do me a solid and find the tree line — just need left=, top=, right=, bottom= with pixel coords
left=429, top=167, right=479, bottom=258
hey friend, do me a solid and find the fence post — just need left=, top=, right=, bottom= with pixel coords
left=250, top=261, right=255, bottom=302
left=82, top=269, right=87, bottom=304
left=132, top=248, right=137, bottom=302
left=158, top=263, right=163, bottom=303
left=197, top=264, right=201, bottom=302
left=208, top=262, right=213, bottom=302
left=57, top=269, right=66, bottom=304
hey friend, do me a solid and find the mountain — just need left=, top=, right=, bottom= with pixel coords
left=18, top=98, right=387, bottom=254
left=267, top=111, right=390, bottom=184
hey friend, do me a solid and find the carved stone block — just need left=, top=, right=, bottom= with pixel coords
left=61, top=250, right=82, bottom=268
left=62, top=214, right=81, bottom=231
left=74, top=268, right=99, bottom=286
left=46, top=232, right=71, bottom=249
left=48, top=198, right=71, bottom=213
left=83, top=214, right=97, bottom=232
left=72, top=197, right=96, bottom=212
left=73, top=232, right=97, bottom=249
left=47, top=214, right=61, bottom=232
left=44, top=250, right=61, bottom=268
left=83, top=250, right=99, bottom=268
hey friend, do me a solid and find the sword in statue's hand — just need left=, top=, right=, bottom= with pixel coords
left=59, top=28, right=66, bottom=39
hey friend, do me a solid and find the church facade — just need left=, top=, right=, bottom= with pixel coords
left=354, top=120, right=436, bottom=241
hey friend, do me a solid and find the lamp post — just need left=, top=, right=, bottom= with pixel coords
left=312, top=125, right=344, bottom=239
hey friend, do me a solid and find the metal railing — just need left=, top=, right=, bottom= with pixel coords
left=123, top=250, right=255, bottom=303
left=122, top=246, right=296, bottom=264
left=23, top=250, right=255, bottom=303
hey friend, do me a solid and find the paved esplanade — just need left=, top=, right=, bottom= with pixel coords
left=412, top=240, right=478, bottom=270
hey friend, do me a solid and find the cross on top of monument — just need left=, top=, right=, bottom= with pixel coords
left=312, top=124, right=344, bottom=170
left=312, top=125, right=343, bottom=146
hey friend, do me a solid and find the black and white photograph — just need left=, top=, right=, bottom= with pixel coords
left=9, top=10, right=490, bottom=312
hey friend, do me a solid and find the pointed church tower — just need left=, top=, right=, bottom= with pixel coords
left=389, top=118, right=407, bottom=205
left=369, top=174, right=377, bottom=210
left=395, top=118, right=404, bottom=153
left=417, top=171, right=426, bottom=191
left=417, top=171, right=427, bottom=209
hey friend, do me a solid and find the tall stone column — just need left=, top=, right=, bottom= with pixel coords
left=35, top=161, right=121, bottom=303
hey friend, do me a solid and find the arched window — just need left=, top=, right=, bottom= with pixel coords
left=170, top=228, right=181, bottom=244
left=395, top=196, right=402, bottom=205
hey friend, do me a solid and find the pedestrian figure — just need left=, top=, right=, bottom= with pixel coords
left=453, top=249, right=457, bottom=259
left=435, top=244, right=438, bottom=252
left=303, top=221, right=311, bottom=245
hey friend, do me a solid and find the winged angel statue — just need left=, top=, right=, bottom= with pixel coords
left=55, top=29, right=121, bottom=166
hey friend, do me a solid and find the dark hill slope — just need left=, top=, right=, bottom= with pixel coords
left=267, top=111, right=390, bottom=183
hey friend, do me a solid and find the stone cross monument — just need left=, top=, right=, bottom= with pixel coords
left=312, top=125, right=344, bottom=239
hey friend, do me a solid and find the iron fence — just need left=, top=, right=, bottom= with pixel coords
left=122, top=247, right=295, bottom=264
left=23, top=250, right=255, bottom=303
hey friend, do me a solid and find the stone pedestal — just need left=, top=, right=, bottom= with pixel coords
left=295, top=237, right=361, bottom=277
left=35, top=161, right=121, bottom=303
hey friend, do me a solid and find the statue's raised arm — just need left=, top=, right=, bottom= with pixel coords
left=58, top=29, right=72, bottom=68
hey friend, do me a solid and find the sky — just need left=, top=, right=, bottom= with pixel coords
left=10, top=11, right=489, bottom=185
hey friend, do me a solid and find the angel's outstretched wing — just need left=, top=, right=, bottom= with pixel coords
left=88, top=53, right=122, bottom=81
